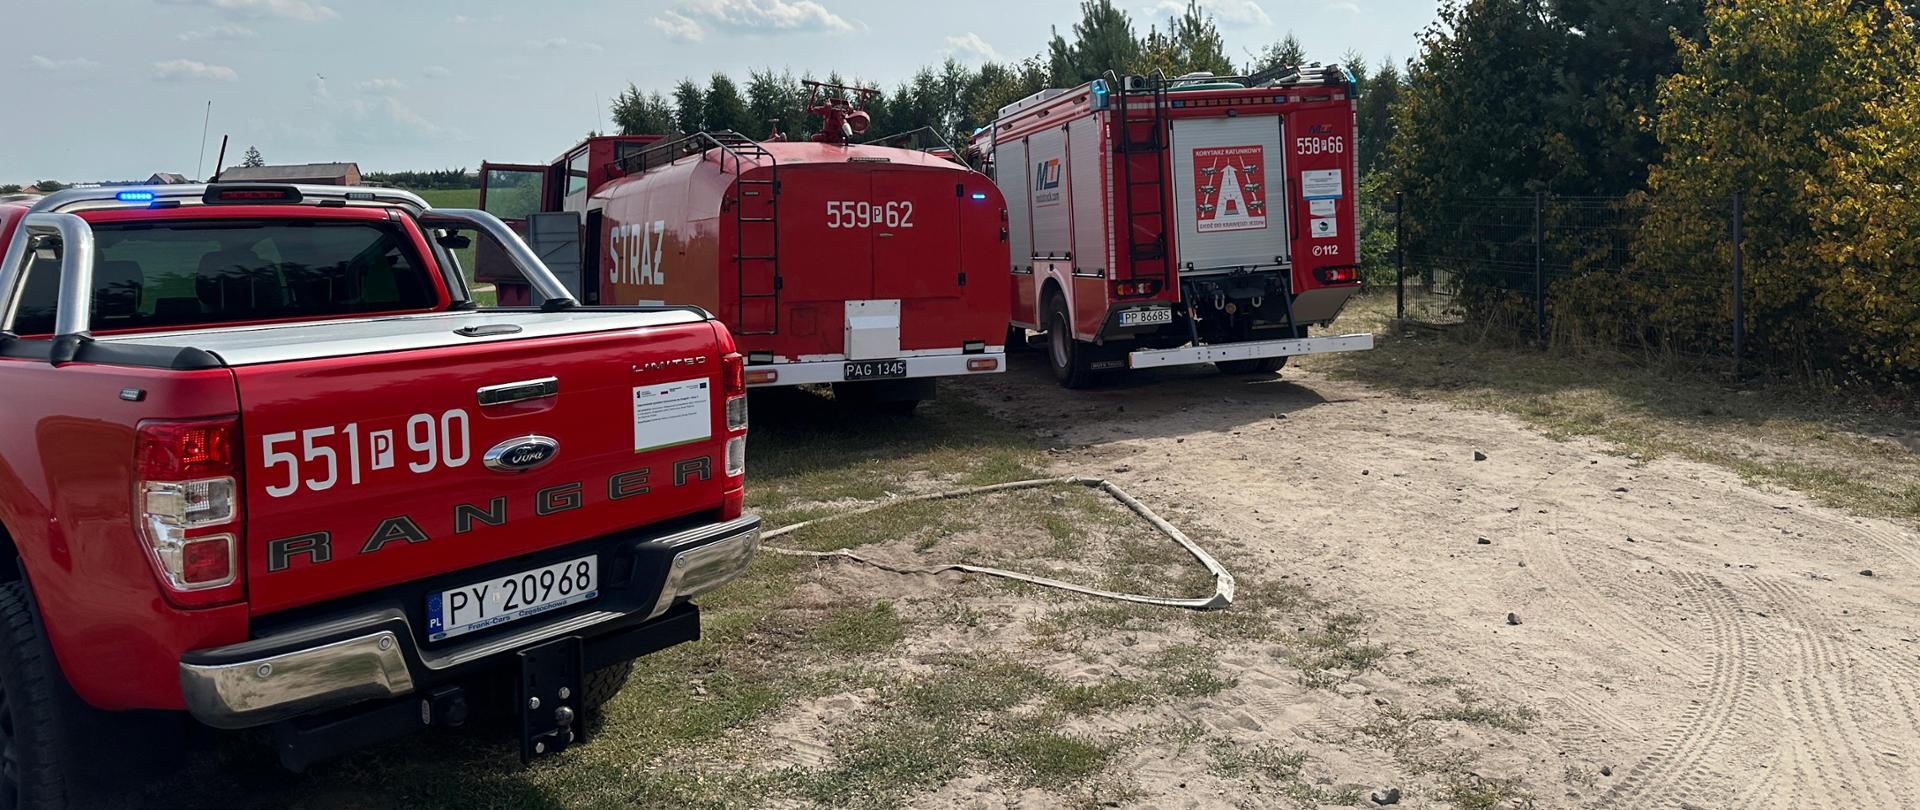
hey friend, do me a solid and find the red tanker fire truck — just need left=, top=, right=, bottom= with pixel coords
left=477, top=83, right=1010, bottom=411
left=971, top=67, right=1374, bottom=387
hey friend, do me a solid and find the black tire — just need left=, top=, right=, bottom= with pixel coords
left=582, top=661, right=634, bottom=709
left=1045, top=295, right=1099, bottom=389
left=1215, top=356, right=1288, bottom=375
left=0, top=581, right=74, bottom=810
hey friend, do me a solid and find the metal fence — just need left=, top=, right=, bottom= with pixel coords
left=1373, top=192, right=1754, bottom=372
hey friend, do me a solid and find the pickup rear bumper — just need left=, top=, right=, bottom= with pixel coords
left=178, top=514, right=761, bottom=730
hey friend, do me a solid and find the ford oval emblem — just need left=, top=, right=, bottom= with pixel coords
left=483, top=435, right=559, bottom=473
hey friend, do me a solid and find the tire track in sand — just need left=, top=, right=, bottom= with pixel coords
left=1598, top=572, right=1758, bottom=809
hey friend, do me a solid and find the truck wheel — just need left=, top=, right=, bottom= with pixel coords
left=582, top=662, right=634, bottom=709
left=1216, top=356, right=1288, bottom=375
left=0, top=581, right=74, bottom=810
left=1046, top=297, right=1098, bottom=389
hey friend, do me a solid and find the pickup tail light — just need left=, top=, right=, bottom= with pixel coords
left=720, top=352, right=747, bottom=519
left=135, top=417, right=245, bottom=606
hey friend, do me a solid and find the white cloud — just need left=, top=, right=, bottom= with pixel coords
left=1329, top=1, right=1361, bottom=13
left=151, top=59, right=239, bottom=81
left=943, top=32, right=1002, bottom=63
left=649, top=0, right=855, bottom=42
left=27, top=55, right=101, bottom=71
left=421, top=65, right=453, bottom=79
left=157, top=0, right=336, bottom=22
left=650, top=10, right=705, bottom=42
left=356, top=78, right=405, bottom=94
left=1149, top=0, right=1271, bottom=26
left=179, top=23, right=257, bottom=41
left=526, top=37, right=603, bottom=52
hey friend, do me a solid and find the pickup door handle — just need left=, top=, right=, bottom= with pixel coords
left=477, top=376, right=559, bottom=406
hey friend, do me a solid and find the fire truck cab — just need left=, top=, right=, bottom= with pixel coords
left=972, top=68, right=1374, bottom=387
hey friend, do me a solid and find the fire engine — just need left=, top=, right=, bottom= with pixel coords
left=971, top=67, right=1374, bottom=387
left=477, top=82, right=1010, bottom=411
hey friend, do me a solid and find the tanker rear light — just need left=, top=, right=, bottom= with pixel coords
left=1315, top=266, right=1360, bottom=285
left=745, top=369, right=779, bottom=386
left=967, top=358, right=999, bottom=372
left=1111, top=278, right=1163, bottom=298
left=748, top=351, right=774, bottom=364
left=963, top=340, right=986, bottom=354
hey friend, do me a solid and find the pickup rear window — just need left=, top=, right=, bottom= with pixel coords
left=10, top=219, right=436, bottom=335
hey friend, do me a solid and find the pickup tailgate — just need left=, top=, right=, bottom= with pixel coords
left=216, top=310, right=733, bottom=614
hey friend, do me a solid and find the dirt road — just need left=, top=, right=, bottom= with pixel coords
left=964, top=351, right=1920, bottom=808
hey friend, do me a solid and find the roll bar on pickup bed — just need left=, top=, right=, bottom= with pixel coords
left=0, top=184, right=581, bottom=363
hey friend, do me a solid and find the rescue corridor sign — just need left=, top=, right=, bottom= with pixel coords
left=1193, top=145, right=1268, bottom=233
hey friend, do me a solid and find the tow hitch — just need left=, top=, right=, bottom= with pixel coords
left=517, top=636, right=588, bottom=763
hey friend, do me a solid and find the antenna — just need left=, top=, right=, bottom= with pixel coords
left=195, top=101, right=213, bottom=180
left=210, top=135, right=229, bottom=183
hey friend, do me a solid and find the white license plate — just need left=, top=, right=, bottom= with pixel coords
left=426, top=556, right=598, bottom=641
left=1119, top=307, right=1173, bottom=326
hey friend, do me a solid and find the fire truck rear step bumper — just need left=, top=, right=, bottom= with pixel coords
left=1128, top=333, right=1374, bottom=369
left=747, top=350, right=1007, bottom=387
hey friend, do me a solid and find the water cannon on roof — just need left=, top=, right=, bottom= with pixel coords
left=802, top=80, right=879, bottom=146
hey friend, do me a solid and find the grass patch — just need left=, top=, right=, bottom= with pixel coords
left=979, top=730, right=1114, bottom=788
left=812, top=601, right=908, bottom=655
left=1426, top=689, right=1538, bottom=732
left=1286, top=611, right=1393, bottom=689
left=1207, top=739, right=1308, bottom=781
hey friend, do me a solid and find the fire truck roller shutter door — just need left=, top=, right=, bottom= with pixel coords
left=999, top=139, right=1039, bottom=328
left=1169, top=115, right=1289, bottom=273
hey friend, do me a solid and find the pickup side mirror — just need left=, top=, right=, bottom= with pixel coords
left=525, top=211, right=584, bottom=301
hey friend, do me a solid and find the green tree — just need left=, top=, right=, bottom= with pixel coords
left=0, top=184, right=21, bottom=194
left=33, top=180, right=65, bottom=193
left=1638, top=0, right=1919, bottom=372
left=1247, top=33, right=1306, bottom=74
left=704, top=72, right=751, bottom=133
left=241, top=145, right=265, bottom=167
left=744, top=68, right=805, bottom=140
left=1140, top=1, right=1233, bottom=77
left=969, top=57, right=1050, bottom=125
left=611, top=83, right=675, bottom=135
left=1356, top=57, right=1401, bottom=176
left=672, top=79, right=705, bottom=134
left=1046, top=0, right=1141, bottom=84
left=1546, top=0, right=1704, bottom=192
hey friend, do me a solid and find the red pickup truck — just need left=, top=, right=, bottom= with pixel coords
left=0, top=184, right=759, bottom=805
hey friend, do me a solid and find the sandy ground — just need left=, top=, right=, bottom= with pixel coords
left=915, top=351, right=1920, bottom=808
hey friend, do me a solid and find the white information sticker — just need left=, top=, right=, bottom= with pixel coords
left=1301, top=169, right=1344, bottom=200
left=1310, top=217, right=1339, bottom=239
left=633, top=378, right=712, bottom=453
left=1309, top=199, right=1337, bottom=217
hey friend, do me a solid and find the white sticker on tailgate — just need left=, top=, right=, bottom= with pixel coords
left=634, top=378, right=712, bottom=453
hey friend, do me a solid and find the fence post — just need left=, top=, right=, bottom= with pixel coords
left=1394, top=191, right=1405, bottom=321
left=1533, top=191, right=1546, bottom=344
left=1731, top=191, right=1745, bottom=376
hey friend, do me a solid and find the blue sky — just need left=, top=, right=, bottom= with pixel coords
left=1, top=0, right=1438, bottom=184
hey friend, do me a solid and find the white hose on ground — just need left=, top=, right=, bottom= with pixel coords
left=761, top=476, right=1235, bottom=610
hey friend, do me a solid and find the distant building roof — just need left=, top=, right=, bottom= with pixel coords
left=219, top=162, right=360, bottom=182
left=146, top=172, right=190, bottom=184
